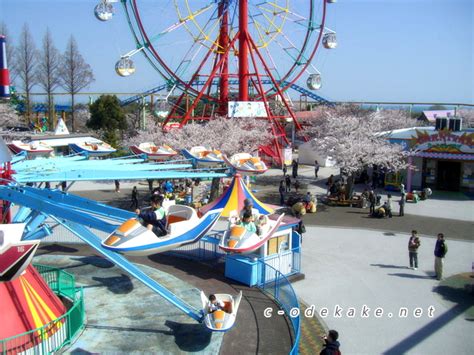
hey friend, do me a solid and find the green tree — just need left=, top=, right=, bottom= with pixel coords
left=87, top=95, right=127, bottom=147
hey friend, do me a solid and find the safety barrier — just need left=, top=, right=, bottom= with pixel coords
left=256, top=260, right=301, bottom=355
left=0, top=265, right=85, bottom=354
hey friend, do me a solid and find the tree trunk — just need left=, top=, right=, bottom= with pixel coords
left=71, top=93, right=75, bottom=132
left=48, top=94, right=55, bottom=130
left=26, top=91, right=31, bottom=125
left=210, top=177, right=221, bottom=202
left=346, top=174, right=355, bottom=200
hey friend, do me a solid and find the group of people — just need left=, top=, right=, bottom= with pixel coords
left=407, top=230, right=448, bottom=280
left=369, top=189, right=408, bottom=218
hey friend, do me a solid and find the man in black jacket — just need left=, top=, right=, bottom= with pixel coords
left=434, top=233, right=448, bottom=280
left=320, top=329, right=341, bottom=355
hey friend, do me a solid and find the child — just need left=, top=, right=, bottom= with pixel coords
left=136, top=194, right=167, bottom=236
left=208, top=294, right=225, bottom=313
left=241, top=211, right=257, bottom=234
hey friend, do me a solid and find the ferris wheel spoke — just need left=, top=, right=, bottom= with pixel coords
left=246, top=2, right=288, bottom=48
left=175, top=1, right=227, bottom=51
left=123, top=3, right=215, bottom=59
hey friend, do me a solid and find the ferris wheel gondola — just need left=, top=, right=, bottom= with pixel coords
left=94, top=0, right=119, bottom=22
left=323, top=32, right=338, bottom=49
left=307, top=73, right=322, bottom=91
left=115, top=57, right=136, bottom=77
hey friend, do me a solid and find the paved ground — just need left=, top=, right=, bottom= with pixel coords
left=35, top=244, right=293, bottom=355
left=293, top=226, right=474, bottom=355
left=57, top=164, right=473, bottom=354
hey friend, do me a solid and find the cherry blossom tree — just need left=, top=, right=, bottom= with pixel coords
left=376, top=109, right=417, bottom=131
left=312, top=112, right=408, bottom=173
left=125, top=116, right=273, bottom=201
left=125, top=116, right=273, bottom=156
left=458, top=109, right=474, bottom=128
left=0, top=103, right=22, bottom=128
left=304, top=106, right=411, bottom=197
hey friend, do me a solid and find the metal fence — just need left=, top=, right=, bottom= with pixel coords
left=256, top=260, right=301, bottom=355
left=0, top=265, right=85, bottom=355
left=261, top=247, right=301, bottom=280
left=166, top=233, right=226, bottom=261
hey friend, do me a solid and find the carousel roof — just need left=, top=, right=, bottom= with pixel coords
left=0, top=265, right=66, bottom=340
left=200, top=174, right=275, bottom=218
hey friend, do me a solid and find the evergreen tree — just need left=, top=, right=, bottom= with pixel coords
left=87, top=95, right=127, bottom=147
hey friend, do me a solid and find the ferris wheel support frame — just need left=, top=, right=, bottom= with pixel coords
left=134, top=0, right=328, bottom=164
left=239, top=0, right=249, bottom=102
left=218, top=1, right=230, bottom=115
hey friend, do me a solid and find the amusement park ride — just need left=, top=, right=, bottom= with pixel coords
left=0, top=1, right=336, bottom=349
left=94, top=0, right=337, bottom=163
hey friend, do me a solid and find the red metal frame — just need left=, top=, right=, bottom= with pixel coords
left=1, top=162, right=12, bottom=223
left=158, top=0, right=326, bottom=164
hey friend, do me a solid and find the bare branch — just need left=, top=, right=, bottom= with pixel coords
left=60, top=35, right=95, bottom=131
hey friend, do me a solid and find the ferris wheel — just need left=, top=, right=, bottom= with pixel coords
left=94, top=0, right=337, bottom=162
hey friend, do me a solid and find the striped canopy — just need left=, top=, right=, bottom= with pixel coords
left=0, top=265, right=66, bottom=342
left=200, top=174, right=274, bottom=218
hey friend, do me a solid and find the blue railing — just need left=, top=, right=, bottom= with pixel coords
left=256, top=260, right=301, bottom=354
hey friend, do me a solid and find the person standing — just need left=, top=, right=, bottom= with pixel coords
left=114, top=180, right=120, bottom=193
left=314, top=160, right=320, bottom=178
left=408, top=230, right=421, bottom=270
left=399, top=193, right=405, bottom=216
left=368, top=190, right=376, bottom=216
left=320, top=329, right=341, bottom=355
left=279, top=180, right=286, bottom=206
left=285, top=174, right=291, bottom=192
left=326, top=174, right=334, bottom=195
left=434, top=233, right=448, bottom=280
left=292, top=159, right=298, bottom=179
left=283, top=164, right=287, bottom=177
left=385, top=194, right=393, bottom=218
left=399, top=183, right=406, bottom=195
left=130, top=186, right=139, bottom=210
left=294, top=179, right=301, bottom=194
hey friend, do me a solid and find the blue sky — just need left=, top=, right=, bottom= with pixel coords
left=0, top=0, right=472, bottom=104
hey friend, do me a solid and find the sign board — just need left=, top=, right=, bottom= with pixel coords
left=282, top=147, right=292, bottom=167
left=410, top=129, right=474, bottom=154
left=228, top=101, right=268, bottom=118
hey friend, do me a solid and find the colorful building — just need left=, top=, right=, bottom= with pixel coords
left=385, top=126, right=474, bottom=192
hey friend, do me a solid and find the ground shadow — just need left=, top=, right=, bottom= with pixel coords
left=84, top=274, right=134, bottom=294
left=165, top=320, right=212, bottom=352
left=71, top=256, right=115, bottom=268
left=146, top=254, right=229, bottom=283
left=383, top=232, right=396, bottom=236
left=383, top=303, right=469, bottom=354
left=345, top=210, right=369, bottom=215
left=387, top=273, right=434, bottom=280
left=85, top=324, right=173, bottom=335
left=38, top=244, right=79, bottom=255
left=432, top=274, right=474, bottom=320
left=70, top=348, right=95, bottom=355
left=370, top=264, right=409, bottom=270
left=433, top=285, right=473, bottom=311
